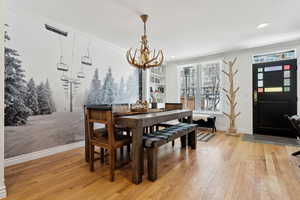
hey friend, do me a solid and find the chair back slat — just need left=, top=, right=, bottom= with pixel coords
left=89, top=109, right=110, bottom=122
left=112, top=103, right=130, bottom=113
left=165, top=103, right=183, bottom=111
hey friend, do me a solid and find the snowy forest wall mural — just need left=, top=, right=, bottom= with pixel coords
left=4, top=12, right=139, bottom=158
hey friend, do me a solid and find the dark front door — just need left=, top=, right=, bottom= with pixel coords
left=253, top=59, right=297, bottom=137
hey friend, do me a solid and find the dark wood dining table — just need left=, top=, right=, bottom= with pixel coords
left=84, top=109, right=193, bottom=184
left=116, top=109, right=193, bottom=184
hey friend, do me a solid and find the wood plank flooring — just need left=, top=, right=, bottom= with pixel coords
left=3, top=133, right=300, bottom=200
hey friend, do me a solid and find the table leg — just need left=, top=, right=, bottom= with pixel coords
left=131, top=126, right=143, bottom=184
left=180, top=135, right=187, bottom=148
left=188, top=130, right=197, bottom=149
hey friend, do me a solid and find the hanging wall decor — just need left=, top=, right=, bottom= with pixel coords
left=77, top=71, right=85, bottom=79
left=56, top=37, right=69, bottom=72
left=57, top=55, right=69, bottom=72
left=81, top=40, right=93, bottom=66
left=222, top=57, right=241, bottom=136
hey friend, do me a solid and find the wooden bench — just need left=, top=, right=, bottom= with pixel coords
left=192, top=114, right=217, bottom=133
left=143, top=123, right=198, bottom=181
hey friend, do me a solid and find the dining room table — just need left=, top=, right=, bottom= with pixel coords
left=84, top=108, right=194, bottom=184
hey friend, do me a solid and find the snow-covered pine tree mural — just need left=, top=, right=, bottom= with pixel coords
left=4, top=27, right=31, bottom=126
left=102, top=67, right=115, bottom=104
left=86, top=67, right=139, bottom=105
left=36, top=82, right=50, bottom=114
left=36, top=81, right=56, bottom=115
left=26, top=78, right=40, bottom=115
left=45, top=79, right=56, bottom=113
left=86, top=68, right=102, bottom=104
left=117, top=77, right=126, bottom=103
left=126, top=69, right=139, bottom=102
left=4, top=11, right=139, bottom=158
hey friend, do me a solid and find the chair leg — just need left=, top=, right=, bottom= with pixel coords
left=172, top=140, right=175, bottom=147
left=150, top=126, right=154, bottom=133
left=155, top=125, right=159, bottom=131
left=292, top=150, right=300, bottom=156
left=127, top=144, right=131, bottom=153
left=89, top=145, right=95, bottom=172
left=147, top=147, right=158, bottom=182
left=109, top=149, right=116, bottom=182
left=120, top=147, right=124, bottom=156
left=126, top=131, right=131, bottom=154
left=100, top=148, right=105, bottom=163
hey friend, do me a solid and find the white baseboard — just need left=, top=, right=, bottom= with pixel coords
left=4, top=141, right=85, bottom=167
left=0, top=185, right=6, bottom=199
left=216, top=126, right=252, bottom=134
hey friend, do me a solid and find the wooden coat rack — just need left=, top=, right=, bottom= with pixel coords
left=222, top=58, right=241, bottom=136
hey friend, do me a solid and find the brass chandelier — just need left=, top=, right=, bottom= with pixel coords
left=126, top=14, right=164, bottom=70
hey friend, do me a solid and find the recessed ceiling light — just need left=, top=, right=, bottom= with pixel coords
left=256, top=23, right=269, bottom=29
left=171, top=56, right=175, bottom=58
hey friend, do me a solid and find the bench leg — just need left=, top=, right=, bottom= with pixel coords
left=180, top=135, right=187, bottom=148
left=147, top=147, right=158, bottom=181
left=188, top=130, right=197, bottom=149
left=212, top=125, right=216, bottom=133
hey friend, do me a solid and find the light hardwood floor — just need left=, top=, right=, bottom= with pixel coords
left=4, top=133, right=300, bottom=200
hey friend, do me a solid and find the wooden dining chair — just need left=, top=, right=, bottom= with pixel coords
left=165, top=103, right=184, bottom=111
left=112, top=104, right=131, bottom=154
left=86, top=105, right=132, bottom=181
left=84, top=104, right=111, bottom=162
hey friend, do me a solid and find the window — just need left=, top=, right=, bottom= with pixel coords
left=253, top=50, right=296, bottom=64
left=179, top=61, right=222, bottom=113
left=179, top=66, right=196, bottom=111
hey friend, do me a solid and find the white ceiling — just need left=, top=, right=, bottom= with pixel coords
left=7, top=0, right=300, bottom=61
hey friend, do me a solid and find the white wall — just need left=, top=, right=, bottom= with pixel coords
left=0, top=0, right=7, bottom=198
left=166, top=40, right=300, bottom=134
